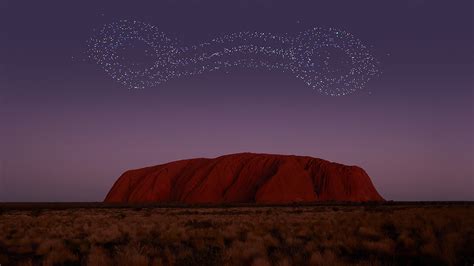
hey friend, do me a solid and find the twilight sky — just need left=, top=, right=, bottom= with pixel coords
left=1, top=0, right=473, bottom=201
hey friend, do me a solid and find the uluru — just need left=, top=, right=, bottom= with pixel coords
left=105, top=153, right=384, bottom=203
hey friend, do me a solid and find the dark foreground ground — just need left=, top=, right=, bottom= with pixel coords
left=0, top=202, right=472, bottom=266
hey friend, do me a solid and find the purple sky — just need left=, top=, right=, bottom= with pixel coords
left=1, top=0, right=473, bottom=201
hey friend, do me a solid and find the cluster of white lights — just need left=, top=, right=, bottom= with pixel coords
left=87, top=20, right=381, bottom=96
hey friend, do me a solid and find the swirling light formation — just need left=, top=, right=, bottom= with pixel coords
left=87, top=20, right=381, bottom=96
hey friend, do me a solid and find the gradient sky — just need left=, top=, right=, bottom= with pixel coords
left=1, top=0, right=473, bottom=201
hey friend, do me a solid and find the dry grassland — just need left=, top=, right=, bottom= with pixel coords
left=0, top=204, right=472, bottom=265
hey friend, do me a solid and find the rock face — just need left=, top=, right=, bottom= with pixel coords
left=105, top=153, right=384, bottom=203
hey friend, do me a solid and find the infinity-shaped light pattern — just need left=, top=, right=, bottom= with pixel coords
left=87, top=20, right=381, bottom=96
